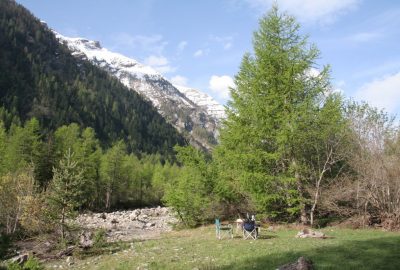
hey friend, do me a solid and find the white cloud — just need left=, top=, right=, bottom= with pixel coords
left=170, top=75, right=188, bottom=86
left=193, top=48, right=210, bottom=58
left=144, top=55, right=176, bottom=74
left=210, top=36, right=233, bottom=50
left=211, top=35, right=234, bottom=50
left=306, top=68, right=320, bottom=78
left=113, top=33, right=168, bottom=55
left=243, top=0, right=360, bottom=24
left=224, top=42, right=232, bottom=50
left=194, top=49, right=204, bottom=58
left=178, top=41, right=188, bottom=51
left=333, top=80, right=346, bottom=95
left=145, top=55, right=168, bottom=66
left=348, top=31, right=381, bottom=43
left=355, top=72, right=400, bottom=114
left=209, top=75, right=235, bottom=99
left=332, top=80, right=346, bottom=96
left=354, top=60, right=400, bottom=79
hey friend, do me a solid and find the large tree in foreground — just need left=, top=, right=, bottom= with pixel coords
left=215, top=6, right=347, bottom=223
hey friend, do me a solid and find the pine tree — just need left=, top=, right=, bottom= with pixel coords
left=215, top=6, right=344, bottom=221
left=47, top=148, right=83, bottom=242
left=100, top=141, right=126, bottom=210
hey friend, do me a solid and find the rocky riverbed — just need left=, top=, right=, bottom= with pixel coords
left=74, top=207, right=178, bottom=242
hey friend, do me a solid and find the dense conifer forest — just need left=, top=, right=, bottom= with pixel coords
left=0, top=0, right=185, bottom=158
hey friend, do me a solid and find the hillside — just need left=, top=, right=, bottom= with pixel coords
left=54, top=32, right=225, bottom=150
left=0, top=0, right=185, bottom=157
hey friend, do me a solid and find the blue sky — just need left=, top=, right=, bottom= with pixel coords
left=17, top=0, right=400, bottom=117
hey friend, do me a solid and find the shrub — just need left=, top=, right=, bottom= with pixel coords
left=6, top=256, right=43, bottom=270
left=93, top=229, right=107, bottom=248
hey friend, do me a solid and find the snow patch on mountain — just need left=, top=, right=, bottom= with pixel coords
left=54, top=31, right=225, bottom=149
left=55, top=34, right=159, bottom=79
left=174, top=85, right=226, bottom=120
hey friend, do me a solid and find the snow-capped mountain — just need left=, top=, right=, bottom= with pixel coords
left=55, top=32, right=225, bottom=150
left=173, top=85, right=226, bottom=121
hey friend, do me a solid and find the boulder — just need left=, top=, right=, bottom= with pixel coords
left=66, top=256, right=74, bottom=266
left=79, top=231, right=93, bottom=249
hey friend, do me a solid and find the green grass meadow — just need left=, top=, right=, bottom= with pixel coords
left=51, top=226, right=400, bottom=270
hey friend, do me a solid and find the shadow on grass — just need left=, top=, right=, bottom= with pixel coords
left=257, top=234, right=277, bottom=240
left=216, top=235, right=400, bottom=270
left=231, top=232, right=278, bottom=240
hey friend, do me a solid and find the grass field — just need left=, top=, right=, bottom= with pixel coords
left=49, top=225, right=400, bottom=270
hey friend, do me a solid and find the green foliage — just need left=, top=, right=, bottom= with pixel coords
left=164, top=166, right=211, bottom=227
left=163, top=146, right=214, bottom=227
left=0, top=169, right=35, bottom=235
left=7, top=256, right=43, bottom=270
left=54, top=124, right=102, bottom=207
left=22, top=256, right=43, bottom=270
left=0, top=122, right=6, bottom=176
left=2, top=119, right=41, bottom=175
left=100, top=141, right=126, bottom=210
left=151, top=162, right=180, bottom=201
left=215, top=6, right=346, bottom=221
left=93, top=229, right=107, bottom=248
left=0, top=224, right=11, bottom=260
left=47, top=148, right=84, bottom=241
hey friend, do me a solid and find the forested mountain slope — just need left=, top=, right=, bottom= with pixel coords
left=55, top=32, right=225, bottom=150
left=0, top=0, right=185, bottom=157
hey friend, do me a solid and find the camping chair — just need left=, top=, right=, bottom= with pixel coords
left=243, top=219, right=258, bottom=240
left=215, top=219, right=233, bottom=240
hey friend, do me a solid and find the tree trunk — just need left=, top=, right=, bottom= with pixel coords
left=61, top=205, right=65, bottom=242
left=294, top=160, right=307, bottom=225
left=300, top=202, right=308, bottom=225
left=310, top=180, right=321, bottom=227
left=12, top=202, right=21, bottom=234
left=105, top=189, right=111, bottom=210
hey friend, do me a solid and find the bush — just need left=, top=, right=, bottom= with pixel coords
left=163, top=166, right=211, bottom=227
left=93, top=229, right=107, bottom=248
left=6, top=256, right=44, bottom=270
left=0, top=229, right=11, bottom=260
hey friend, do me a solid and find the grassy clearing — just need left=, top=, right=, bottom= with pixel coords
left=48, top=226, right=400, bottom=270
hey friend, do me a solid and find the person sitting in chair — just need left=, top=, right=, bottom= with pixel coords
left=242, top=215, right=259, bottom=239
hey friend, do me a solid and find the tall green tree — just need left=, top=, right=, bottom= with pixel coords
left=3, top=118, right=41, bottom=174
left=100, top=141, right=126, bottom=210
left=47, top=148, right=83, bottom=242
left=215, top=6, right=345, bottom=222
left=75, top=127, right=102, bottom=208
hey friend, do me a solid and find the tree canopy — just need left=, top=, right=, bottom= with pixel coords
left=214, top=6, right=347, bottom=221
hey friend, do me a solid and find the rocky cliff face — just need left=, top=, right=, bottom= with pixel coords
left=55, top=32, right=225, bottom=150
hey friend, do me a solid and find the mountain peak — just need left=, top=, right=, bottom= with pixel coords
left=55, top=32, right=226, bottom=150
left=173, top=85, right=226, bottom=121
left=55, top=31, right=160, bottom=78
